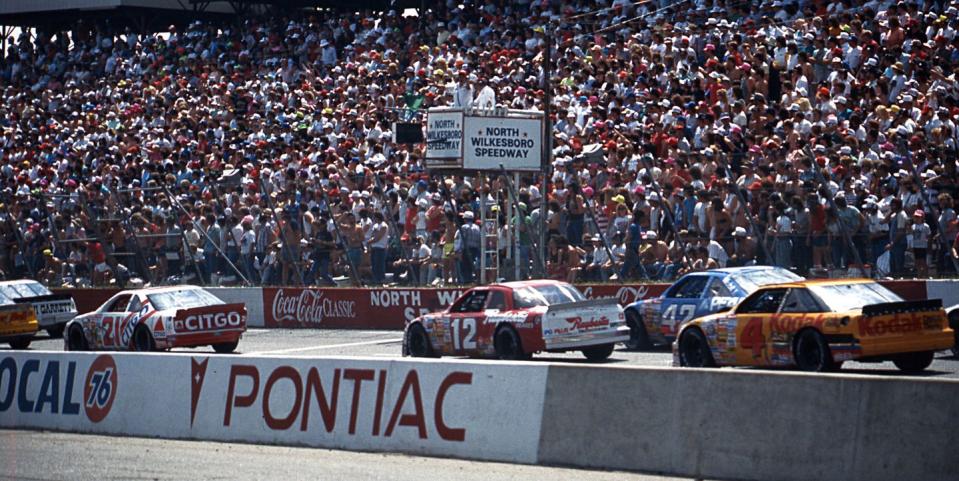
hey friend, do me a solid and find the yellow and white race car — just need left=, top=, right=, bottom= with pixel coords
left=674, top=279, right=954, bottom=373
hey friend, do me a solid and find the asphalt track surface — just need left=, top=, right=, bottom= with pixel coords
left=9, top=328, right=959, bottom=378
left=0, top=429, right=699, bottom=481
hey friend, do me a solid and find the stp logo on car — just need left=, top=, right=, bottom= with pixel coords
left=83, top=355, right=118, bottom=423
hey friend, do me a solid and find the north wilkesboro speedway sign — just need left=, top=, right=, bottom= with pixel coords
left=425, top=107, right=543, bottom=171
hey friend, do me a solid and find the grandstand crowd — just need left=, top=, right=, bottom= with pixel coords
left=1, top=0, right=959, bottom=287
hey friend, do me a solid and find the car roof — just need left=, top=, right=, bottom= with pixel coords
left=116, top=285, right=205, bottom=296
left=494, top=279, right=570, bottom=289
left=753, top=278, right=875, bottom=290
left=0, top=279, right=42, bottom=285
left=708, top=266, right=793, bottom=276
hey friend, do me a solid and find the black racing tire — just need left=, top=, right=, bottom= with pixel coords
left=46, top=324, right=65, bottom=339
left=133, top=324, right=156, bottom=352
left=66, top=324, right=88, bottom=351
left=794, top=329, right=836, bottom=372
left=949, top=311, right=959, bottom=358
left=494, top=325, right=531, bottom=361
left=581, top=343, right=615, bottom=362
left=678, top=328, right=716, bottom=367
left=212, top=341, right=239, bottom=354
left=8, top=337, right=31, bottom=350
left=405, top=323, right=437, bottom=358
left=624, top=309, right=653, bottom=350
left=893, top=351, right=935, bottom=373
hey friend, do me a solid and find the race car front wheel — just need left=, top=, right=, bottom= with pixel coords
left=624, top=310, right=653, bottom=351
left=678, top=328, right=715, bottom=367
left=406, top=323, right=436, bottom=358
left=581, top=343, right=615, bottom=362
left=892, top=351, right=935, bottom=373
left=794, top=330, right=836, bottom=372
left=66, top=325, right=88, bottom=351
left=494, top=325, right=531, bottom=361
left=213, top=341, right=239, bottom=354
left=133, top=325, right=156, bottom=352
left=8, top=337, right=31, bottom=350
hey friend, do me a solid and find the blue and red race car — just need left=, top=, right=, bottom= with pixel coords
left=623, top=266, right=803, bottom=349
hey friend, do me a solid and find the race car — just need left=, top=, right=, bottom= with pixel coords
left=674, top=279, right=955, bottom=372
left=0, top=279, right=77, bottom=338
left=624, top=266, right=802, bottom=349
left=945, top=304, right=959, bottom=358
left=403, top=280, right=628, bottom=361
left=0, top=303, right=39, bottom=349
left=64, top=285, right=246, bottom=353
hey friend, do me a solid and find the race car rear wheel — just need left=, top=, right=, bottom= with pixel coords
left=494, top=325, right=531, bottom=361
left=66, top=325, right=88, bottom=351
left=8, top=337, right=31, bottom=350
left=892, top=350, right=935, bottom=373
left=406, top=323, right=436, bottom=358
left=133, top=325, right=156, bottom=352
left=212, top=341, right=239, bottom=354
left=794, top=329, right=836, bottom=372
left=678, top=328, right=715, bottom=367
left=624, top=310, right=653, bottom=350
left=581, top=343, right=615, bottom=362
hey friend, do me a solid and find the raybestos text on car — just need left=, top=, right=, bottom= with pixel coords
left=674, top=279, right=955, bottom=372
left=403, top=280, right=628, bottom=361
left=64, top=285, right=246, bottom=353
left=623, top=266, right=803, bottom=349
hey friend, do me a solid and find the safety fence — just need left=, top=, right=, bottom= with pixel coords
left=52, top=280, right=949, bottom=330
left=0, top=352, right=955, bottom=481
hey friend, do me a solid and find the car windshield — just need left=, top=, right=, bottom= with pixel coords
left=732, top=269, right=803, bottom=293
left=513, top=284, right=586, bottom=308
left=147, top=288, right=223, bottom=311
left=808, top=283, right=903, bottom=312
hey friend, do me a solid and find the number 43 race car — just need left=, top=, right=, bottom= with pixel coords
left=674, top=279, right=955, bottom=372
left=404, top=280, right=629, bottom=361
left=64, top=286, right=247, bottom=353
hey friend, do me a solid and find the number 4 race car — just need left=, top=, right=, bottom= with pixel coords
left=64, top=285, right=247, bottom=353
left=403, top=280, right=629, bottom=361
left=624, top=266, right=802, bottom=349
left=674, top=279, right=955, bottom=372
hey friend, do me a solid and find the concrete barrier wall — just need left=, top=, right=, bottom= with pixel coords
left=0, top=352, right=548, bottom=463
left=2, top=351, right=957, bottom=480
left=206, top=288, right=265, bottom=328
left=537, top=365, right=959, bottom=481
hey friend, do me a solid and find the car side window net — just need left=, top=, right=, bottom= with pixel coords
left=486, top=291, right=507, bottom=311
left=737, top=289, right=788, bottom=314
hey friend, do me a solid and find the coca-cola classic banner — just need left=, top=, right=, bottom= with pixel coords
left=261, top=284, right=669, bottom=329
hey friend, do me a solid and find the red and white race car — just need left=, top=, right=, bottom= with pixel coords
left=403, top=280, right=628, bottom=361
left=64, top=285, right=246, bottom=353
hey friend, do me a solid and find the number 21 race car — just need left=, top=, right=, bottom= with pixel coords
left=64, top=285, right=247, bottom=353
left=674, top=279, right=955, bottom=372
left=404, top=280, right=628, bottom=361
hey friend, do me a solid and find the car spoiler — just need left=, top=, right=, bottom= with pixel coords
left=862, top=299, right=943, bottom=317
left=13, top=294, right=75, bottom=304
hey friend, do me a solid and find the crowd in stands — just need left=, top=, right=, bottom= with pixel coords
left=2, top=0, right=959, bottom=287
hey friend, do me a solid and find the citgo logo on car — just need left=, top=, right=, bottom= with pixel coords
left=83, top=355, right=118, bottom=423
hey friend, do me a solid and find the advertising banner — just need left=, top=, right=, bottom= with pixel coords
left=0, top=352, right=548, bottom=464
left=424, top=110, right=464, bottom=169
left=462, top=116, right=542, bottom=171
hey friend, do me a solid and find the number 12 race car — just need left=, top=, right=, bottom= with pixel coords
left=674, top=279, right=955, bottom=372
left=404, top=280, right=629, bottom=361
left=65, top=286, right=247, bottom=353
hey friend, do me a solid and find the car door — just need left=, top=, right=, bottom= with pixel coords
left=660, top=275, right=711, bottom=337
left=96, top=294, right=132, bottom=349
left=728, top=287, right=789, bottom=366
left=445, top=289, right=489, bottom=356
